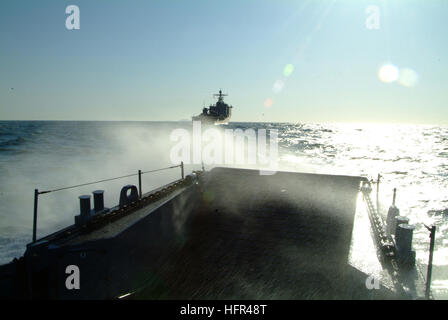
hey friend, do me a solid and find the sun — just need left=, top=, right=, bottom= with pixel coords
left=378, top=64, right=399, bottom=83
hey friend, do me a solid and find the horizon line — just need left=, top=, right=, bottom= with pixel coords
left=0, top=119, right=446, bottom=126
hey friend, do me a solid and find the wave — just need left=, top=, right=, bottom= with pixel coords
left=0, top=137, right=26, bottom=147
left=388, top=171, right=408, bottom=175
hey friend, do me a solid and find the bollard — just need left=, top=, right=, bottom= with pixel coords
left=386, top=188, right=399, bottom=236
left=395, top=224, right=414, bottom=253
left=394, top=216, right=409, bottom=236
left=92, top=190, right=104, bottom=212
left=395, top=223, right=416, bottom=269
left=386, top=205, right=400, bottom=236
left=79, top=195, right=91, bottom=217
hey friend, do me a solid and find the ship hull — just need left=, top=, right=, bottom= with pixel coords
left=192, top=113, right=230, bottom=125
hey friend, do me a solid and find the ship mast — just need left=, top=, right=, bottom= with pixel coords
left=214, top=90, right=227, bottom=103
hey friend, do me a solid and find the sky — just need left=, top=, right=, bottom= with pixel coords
left=0, top=0, right=447, bottom=124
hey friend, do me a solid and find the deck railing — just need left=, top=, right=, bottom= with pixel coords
left=32, top=162, right=185, bottom=243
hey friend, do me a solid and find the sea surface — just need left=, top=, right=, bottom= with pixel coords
left=0, top=121, right=447, bottom=299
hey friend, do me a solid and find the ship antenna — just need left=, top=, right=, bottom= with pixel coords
left=214, top=89, right=227, bottom=102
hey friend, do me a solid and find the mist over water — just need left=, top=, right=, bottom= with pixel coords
left=0, top=121, right=447, bottom=298
left=0, top=121, right=196, bottom=263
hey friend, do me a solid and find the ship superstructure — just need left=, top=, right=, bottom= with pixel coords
left=193, top=90, right=232, bottom=124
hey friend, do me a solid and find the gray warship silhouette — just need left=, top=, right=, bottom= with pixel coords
left=192, top=90, right=232, bottom=124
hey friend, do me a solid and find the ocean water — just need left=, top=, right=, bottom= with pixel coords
left=0, top=121, right=447, bottom=299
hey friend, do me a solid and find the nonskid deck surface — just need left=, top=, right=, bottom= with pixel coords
left=132, top=168, right=395, bottom=299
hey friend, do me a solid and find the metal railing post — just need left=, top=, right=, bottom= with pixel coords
left=425, top=224, right=436, bottom=299
left=29, top=164, right=185, bottom=242
left=376, top=174, right=381, bottom=213
left=33, top=189, right=39, bottom=243
left=181, top=161, right=184, bottom=179
left=392, top=188, right=397, bottom=206
left=138, top=170, right=142, bottom=198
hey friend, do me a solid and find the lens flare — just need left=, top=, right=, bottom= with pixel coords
left=378, top=64, right=399, bottom=83
left=264, top=98, right=273, bottom=108
left=283, top=64, right=294, bottom=77
left=272, top=80, right=284, bottom=93
left=398, top=68, right=419, bottom=87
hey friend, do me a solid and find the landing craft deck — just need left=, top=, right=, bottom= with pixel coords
left=0, top=167, right=428, bottom=299
left=135, top=169, right=378, bottom=299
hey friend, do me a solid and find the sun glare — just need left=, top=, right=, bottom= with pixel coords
left=378, top=64, right=399, bottom=83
